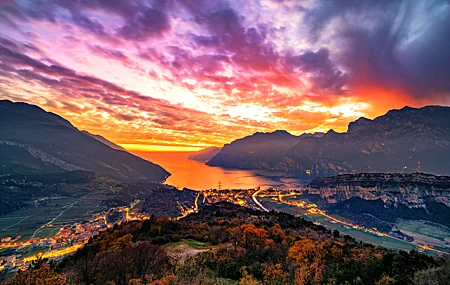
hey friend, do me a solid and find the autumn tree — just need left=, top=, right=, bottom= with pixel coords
left=287, top=239, right=343, bottom=285
left=263, top=263, right=289, bottom=285
left=269, top=224, right=286, bottom=244
left=239, top=267, right=259, bottom=285
left=3, top=263, right=66, bottom=285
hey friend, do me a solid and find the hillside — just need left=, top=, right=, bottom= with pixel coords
left=306, top=173, right=450, bottom=239
left=281, top=106, right=450, bottom=176
left=3, top=203, right=448, bottom=285
left=207, top=130, right=300, bottom=169
left=207, top=106, right=450, bottom=177
left=0, top=100, right=169, bottom=182
left=81, top=131, right=126, bottom=151
left=188, top=147, right=221, bottom=162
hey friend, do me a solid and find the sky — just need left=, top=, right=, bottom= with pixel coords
left=1, top=0, right=450, bottom=151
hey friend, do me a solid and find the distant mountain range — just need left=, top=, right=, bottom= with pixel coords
left=0, top=100, right=169, bottom=182
left=188, top=146, right=222, bottom=162
left=207, top=106, right=450, bottom=176
left=207, top=130, right=301, bottom=169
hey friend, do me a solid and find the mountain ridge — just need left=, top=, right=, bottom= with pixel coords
left=188, top=146, right=222, bottom=162
left=206, top=130, right=300, bottom=169
left=0, top=100, right=169, bottom=182
left=207, top=105, right=450, bottom=176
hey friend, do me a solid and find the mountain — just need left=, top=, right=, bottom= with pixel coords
left=188, top=146, right=222, bottom=162
left=81, top=130, right=127, bottom=151
left=206, top=130, right=300, bottom=169
left=208, top=106, right=450, bottom=176
left=306, top=173, right=450, bottom=239
left=281, top=106, right=450, bottom=176
left=0, top=100, right=169, bottom=182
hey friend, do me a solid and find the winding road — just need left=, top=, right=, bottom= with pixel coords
left=252, top=189, right=269, bottom=212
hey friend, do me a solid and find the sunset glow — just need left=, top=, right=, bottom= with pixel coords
left=1, top=0, right=450, bottom=150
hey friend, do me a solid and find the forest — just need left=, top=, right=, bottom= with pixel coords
left=2, top=203, right=449, bottom=285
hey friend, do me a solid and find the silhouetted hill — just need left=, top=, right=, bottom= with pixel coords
left=208, top=106, right=450, bottom=176
left=81, top=130, right=127, bottom=151
left=188, top=146, right=222, bottom=162
left=282, top=106, right=450, bottom=176
left=207, top=130, right=300, bottom=169
left=0, top=100, right=169, bottom=182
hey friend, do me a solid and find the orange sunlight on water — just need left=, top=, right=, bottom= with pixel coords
left=130, top=151, right=309, bottom=190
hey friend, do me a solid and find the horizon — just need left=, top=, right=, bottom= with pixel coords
left=1, top=0, right=450, bottom=152
left=2, top=98, right=448, bottom=152
left=5, top=98, right=447, bottom=153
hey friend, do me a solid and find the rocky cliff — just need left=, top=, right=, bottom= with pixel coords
left=280, top=106, right=450, bottom=176
left=306, top=173, right=450, bottom=232
left=307, top=173, right=450, bottom=208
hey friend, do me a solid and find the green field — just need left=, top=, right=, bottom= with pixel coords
left=0, top=192, right=110, bottom=241
left=259, top=197, right=307, bottom=216
left=164, top=239, right=212, bottom=250
left=396, top=219, right=450, bottom=242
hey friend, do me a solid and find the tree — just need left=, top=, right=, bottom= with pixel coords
left=269, top=224, right=286, bottom=244
left=287, top=239, right=343, bottom=285
left=239, top=267, right=259, bottom=285
left=3, top=263, right=66, bottom=285
left=263, top=264, right=289, bottom=285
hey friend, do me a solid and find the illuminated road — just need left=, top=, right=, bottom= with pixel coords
left=274, top=193, right=445, bottom=254
left=23, top=244, right=84, bottom=264
left=194, top=192, right=200, bottom=212
left=252, top=189, right=269, bottom=212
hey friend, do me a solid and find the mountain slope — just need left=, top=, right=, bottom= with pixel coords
left=207, top=106, right=450, bottom=176
left=280, top=106, right=450, bottom=176
left=0, top=100, right=169, bottom=182
left=188, top=146, right=221, bottom=162
left=306, top=173, right=450, bottom=237
left=207, top=130, right=300, bottom=169
left=81, top=130, right=127, bottom=151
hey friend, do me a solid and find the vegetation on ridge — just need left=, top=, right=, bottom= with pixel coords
left=2, top=203, right=449, bottom=285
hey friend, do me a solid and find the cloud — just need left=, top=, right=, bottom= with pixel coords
left=305, top=0, right=450, bottom=101
left=0, top=0, right=449, bottom=148
left=118, top=8, right=170, bottom=40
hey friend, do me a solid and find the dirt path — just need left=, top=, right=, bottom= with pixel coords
left=30, top=194, right=89, bottom=239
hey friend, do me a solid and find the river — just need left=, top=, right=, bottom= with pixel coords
left=130, top=151, right=309, bottom=190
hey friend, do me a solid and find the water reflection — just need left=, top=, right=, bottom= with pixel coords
left=131, top=151, right=309, bottom=190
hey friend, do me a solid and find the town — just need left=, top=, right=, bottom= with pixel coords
left=0, top=200, right=150, bottom=272
left=0, top=187, right=445, bottom=273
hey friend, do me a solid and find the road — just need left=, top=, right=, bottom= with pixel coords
left=194, top=192, right=200, bottom=212
left=30, top=194, right=89, bottom=239
left=1, top=210, right=44, bottom=231
left=252, top=189, right=269, bottom=212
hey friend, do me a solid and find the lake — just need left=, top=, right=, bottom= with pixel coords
left=130, top=151, right=309, bottom=190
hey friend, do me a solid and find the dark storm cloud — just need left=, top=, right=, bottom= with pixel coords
left=306, top=0, right=450, bottom=98
left=286, top=48, right=348, bottom=93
